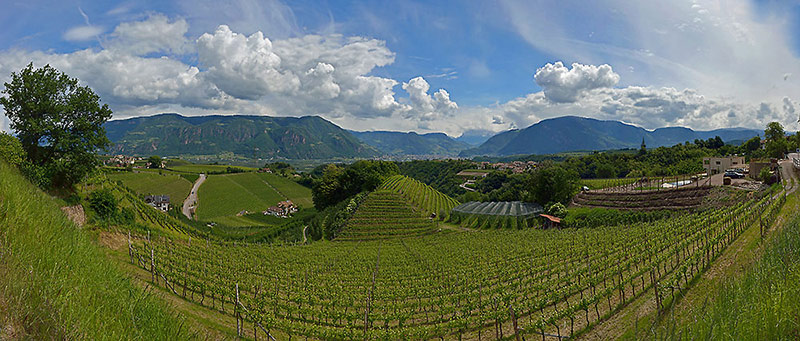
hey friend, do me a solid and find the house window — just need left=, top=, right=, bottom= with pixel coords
left=716, top=161, right=721, bottom=165
left=704, top=160, right=709, bottom=165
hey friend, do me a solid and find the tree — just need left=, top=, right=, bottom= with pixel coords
left=742, top=136, right=761, bottom=153
left=148, top=156, right=162, bottom=169
left=0, top=132, right=26, bottom=167
left=527, top=165, right=580, bottom=206
left=765, top=122, right=785, bottom=142
left=0, top=63, right=112, bottom=187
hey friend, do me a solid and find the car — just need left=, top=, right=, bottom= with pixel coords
left=724, top=171, right=744, bottom=179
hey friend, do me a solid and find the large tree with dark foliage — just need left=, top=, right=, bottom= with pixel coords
left=527, top=164, right=580, bottom=206
left=0, top=63, right=112, bottom=187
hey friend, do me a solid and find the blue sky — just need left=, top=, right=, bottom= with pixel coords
left=1, top=0, right=800, bottom=136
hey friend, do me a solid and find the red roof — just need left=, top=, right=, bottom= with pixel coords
left=539, top=214, right=562, bottom=223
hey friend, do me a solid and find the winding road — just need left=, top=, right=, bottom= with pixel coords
left=182, top=174, right=206, bottom=220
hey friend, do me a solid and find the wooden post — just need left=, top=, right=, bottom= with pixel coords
left=150, top=248, right=155, bottom=283
left=236, top=283, right=242, bottom=337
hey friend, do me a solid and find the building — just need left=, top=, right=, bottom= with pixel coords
left=540, top=214, right=562, bottom=229
left=703, top=156, right=745, bottom=175
left=264, top=200, right=298, bottom=218
left=144, top=195, right=170, bottom=212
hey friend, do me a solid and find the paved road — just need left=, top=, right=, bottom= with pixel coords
left=182, top=174, right=206, bottom=220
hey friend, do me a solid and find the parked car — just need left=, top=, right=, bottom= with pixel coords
left=724, top=171, right=744, bottom=179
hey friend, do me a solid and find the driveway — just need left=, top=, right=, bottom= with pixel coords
left=182, top=173, right=206, bottom=220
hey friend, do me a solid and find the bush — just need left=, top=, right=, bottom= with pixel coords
left=0, top=132, right=25, bottom=167
left=89, top=188, right=117, bottom=218
left=545, top=202, right=568, bottom=218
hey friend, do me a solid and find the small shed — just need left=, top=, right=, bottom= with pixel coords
left=540, top=214, right=562, bottom=229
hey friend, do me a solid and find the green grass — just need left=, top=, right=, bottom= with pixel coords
left=256, top=173, right=313, bottom=208
left=658, top=214, right=800, bottom=339
left=108, top=171, right=192, bottom=204
left=196, top=172, right=284, bottom=221
left=0, top=162, right=189, bottom=339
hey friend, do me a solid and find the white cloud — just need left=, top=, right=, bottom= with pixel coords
left=534, top=61, right=620, bottom=103
left=63, top=25, right=104, bottom=41
left=0, top=115, right=9, bottom=133
left=401, top=76, right=458, bottom=121
left=197, top=25, right=299, bottom=100
left=108, top=14, right=190, bottom=55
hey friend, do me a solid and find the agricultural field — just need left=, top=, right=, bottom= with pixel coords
left=169, top=163, right=256, bottom=174
left=338, top=190, right=439, bottom=241
left=130, top=189, right=785, bottom=340
left=257, top=173, right=313, bottom=208
left=380, top=175, right=460, bottom=216
left=108, top=171, right=193, bottom=204
left=195, top=172, right=285, bottom=221
left=580, top=177, right=638, bottom=190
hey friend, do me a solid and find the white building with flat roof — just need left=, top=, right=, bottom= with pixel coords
left=703, top=156, right=745, bottom=175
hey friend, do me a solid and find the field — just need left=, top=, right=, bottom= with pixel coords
left=169, top=164, right=257, bottom=174
left=380, top=175, right=460, bottom=216
left=258, top=173, right=313, bottom=208
left=130, top=188, right=784, bottom=340
left=580, top=177, right=638, bottom=190
left=108, top=171, right=193, bottom=203
left=338, top=190, right=439, bottom=241
left=196, top=172, right=285, bottom=221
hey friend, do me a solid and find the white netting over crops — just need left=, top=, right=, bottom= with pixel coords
left=451, top=201, right=543, bottom=217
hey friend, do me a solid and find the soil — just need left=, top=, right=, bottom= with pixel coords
left=572, top=186, right=712, bottom=210
left=60, top=205, right=86, bottom=227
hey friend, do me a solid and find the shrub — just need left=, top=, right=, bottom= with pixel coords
left=89, top=188, right=117, bottom=218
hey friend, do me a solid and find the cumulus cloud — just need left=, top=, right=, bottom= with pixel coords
left=402, top=77, right=458, bottom=121
left=108, top=14, right=190, bottom=55
left=534, top=62, right=620, bottom=103
left=1, top=15, right=459, bottom=132
left=197, top=25, right=299, bottom=99
left=63, top=25, right=104, bottom=41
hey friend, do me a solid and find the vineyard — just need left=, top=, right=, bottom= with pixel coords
left=337, top=190, right=440, bottom=241
left=127, top=187, right=786, bottom=340
left=379, top=175, right=460, bottom=217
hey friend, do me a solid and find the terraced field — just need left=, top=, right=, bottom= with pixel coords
left=337, top=190, right=439, bottom=241
left=380, top=175, right=460, bottom=216
left=108, top=171, right=193, bottom=204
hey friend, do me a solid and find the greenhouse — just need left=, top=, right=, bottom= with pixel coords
left=451, top=201, right=543, bottom=216
left=448, top=201, right=543, bottom=229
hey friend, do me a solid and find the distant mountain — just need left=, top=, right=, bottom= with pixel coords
left=105, top=114, right=378, bottom=159
left=349, top=130, right=471, bottom=156
left=460, top=116, right=762, bottom=157
left=455, top=129, right=496, bottom=146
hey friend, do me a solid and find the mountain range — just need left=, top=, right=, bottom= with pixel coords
left=459, top=116, right=763, bottom=157
left=348, top=130, right=471, bottom=156
left=104, top=114, right=764, bottom=159
left=104, top=114, right=378, bottom=159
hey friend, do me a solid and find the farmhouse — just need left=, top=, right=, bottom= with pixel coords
left=144, top=195, right=170, bottom=212
left=703, top=156, right=745, bottom=175
left=264, top=200, right=298, bottom=218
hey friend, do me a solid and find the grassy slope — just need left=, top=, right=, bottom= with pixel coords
left=108, top=171, right=193, bottom=204
left=196, top=173, right=284, bottom=221
left=256, top=173, right=313, bottom=208
left=0, top=162, right=189, bottom=339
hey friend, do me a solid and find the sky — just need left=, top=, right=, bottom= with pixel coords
left=1, top=0, right=800, bottom=138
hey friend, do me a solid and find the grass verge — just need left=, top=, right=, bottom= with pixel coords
left=0, top=162, right=190, bottom=339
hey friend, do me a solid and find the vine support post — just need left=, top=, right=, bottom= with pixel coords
left=236, top=283, right=242, bottom=337
left=150, top=248, right=155, bottom=283
left=509, top=306, right=521, bottom=341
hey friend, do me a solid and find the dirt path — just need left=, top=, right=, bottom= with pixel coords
left=182, top=174, right=206, bottom=220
